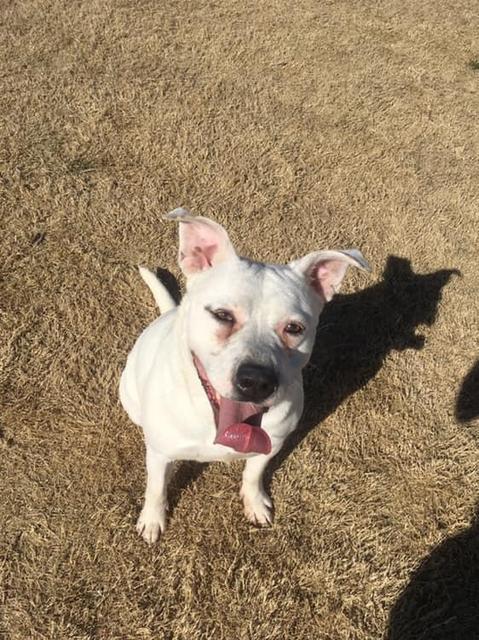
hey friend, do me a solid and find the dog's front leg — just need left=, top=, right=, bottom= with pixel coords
left=240, top=452, right=277, bottom=526
left=136, top=445, right=173, bottom=544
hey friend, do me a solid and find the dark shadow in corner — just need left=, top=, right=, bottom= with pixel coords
left=387, top=506, right=479, bottom=640
left=456, top=360, right=479, bottom=423
left=266, top=256, right=459, bottom=485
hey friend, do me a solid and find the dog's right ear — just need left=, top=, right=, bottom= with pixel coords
left=165, top=208, right=237, bottom=278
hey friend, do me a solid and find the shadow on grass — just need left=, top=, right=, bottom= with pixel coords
left=168, top=461, right=208, bottom=514
left=456, top=360, right=479, bottom=423
left=387, top=507, right=479, bottom=640
left=155, top=267, right=182, bottom=305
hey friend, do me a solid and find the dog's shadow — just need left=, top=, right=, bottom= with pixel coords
left=161, top=256, right=458, bottom=510
left=387, top=504, right=479, bottom=640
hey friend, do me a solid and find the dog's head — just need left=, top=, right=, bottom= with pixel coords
left=168, top=208, right=370, bottom=408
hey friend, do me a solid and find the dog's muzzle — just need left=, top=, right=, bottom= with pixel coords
left=193, top=355, right=272, bottom=455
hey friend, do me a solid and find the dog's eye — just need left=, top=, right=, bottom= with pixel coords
left=284, top=322, right=305, bottom=336
left=209, top=308, right=235, bottom=324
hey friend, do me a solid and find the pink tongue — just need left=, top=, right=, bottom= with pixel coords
left=214, top=397, right=271, bottom=454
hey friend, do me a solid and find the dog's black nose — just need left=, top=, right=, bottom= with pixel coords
left=234, top=363, right=279, bottom=403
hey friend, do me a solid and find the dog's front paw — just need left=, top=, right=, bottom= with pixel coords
left=241, top=490, right=273, bottom=526
left=136, top=507, right=167, bottom=544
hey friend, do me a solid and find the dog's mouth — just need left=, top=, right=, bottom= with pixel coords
left=193, top=354, right=271, bottom=455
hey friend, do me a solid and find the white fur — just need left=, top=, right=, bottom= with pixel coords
left=119, top=210, right=369, bottom=543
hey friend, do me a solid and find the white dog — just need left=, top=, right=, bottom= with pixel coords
left=119, top=208, right=370, bottom=543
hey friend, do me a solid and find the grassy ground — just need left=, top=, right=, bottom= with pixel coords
left=1, top=1, right=478, bottom=638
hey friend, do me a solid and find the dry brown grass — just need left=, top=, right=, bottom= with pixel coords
left=1, top=1, right=479, bottom=638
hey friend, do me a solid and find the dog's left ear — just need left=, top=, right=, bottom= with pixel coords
left=165, top=208, right=237, bottom=277
left=290, top=249, right=371, bottom=302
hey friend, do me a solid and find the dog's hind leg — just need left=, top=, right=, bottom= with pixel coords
left=136, top=445, right=174, bottom=543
